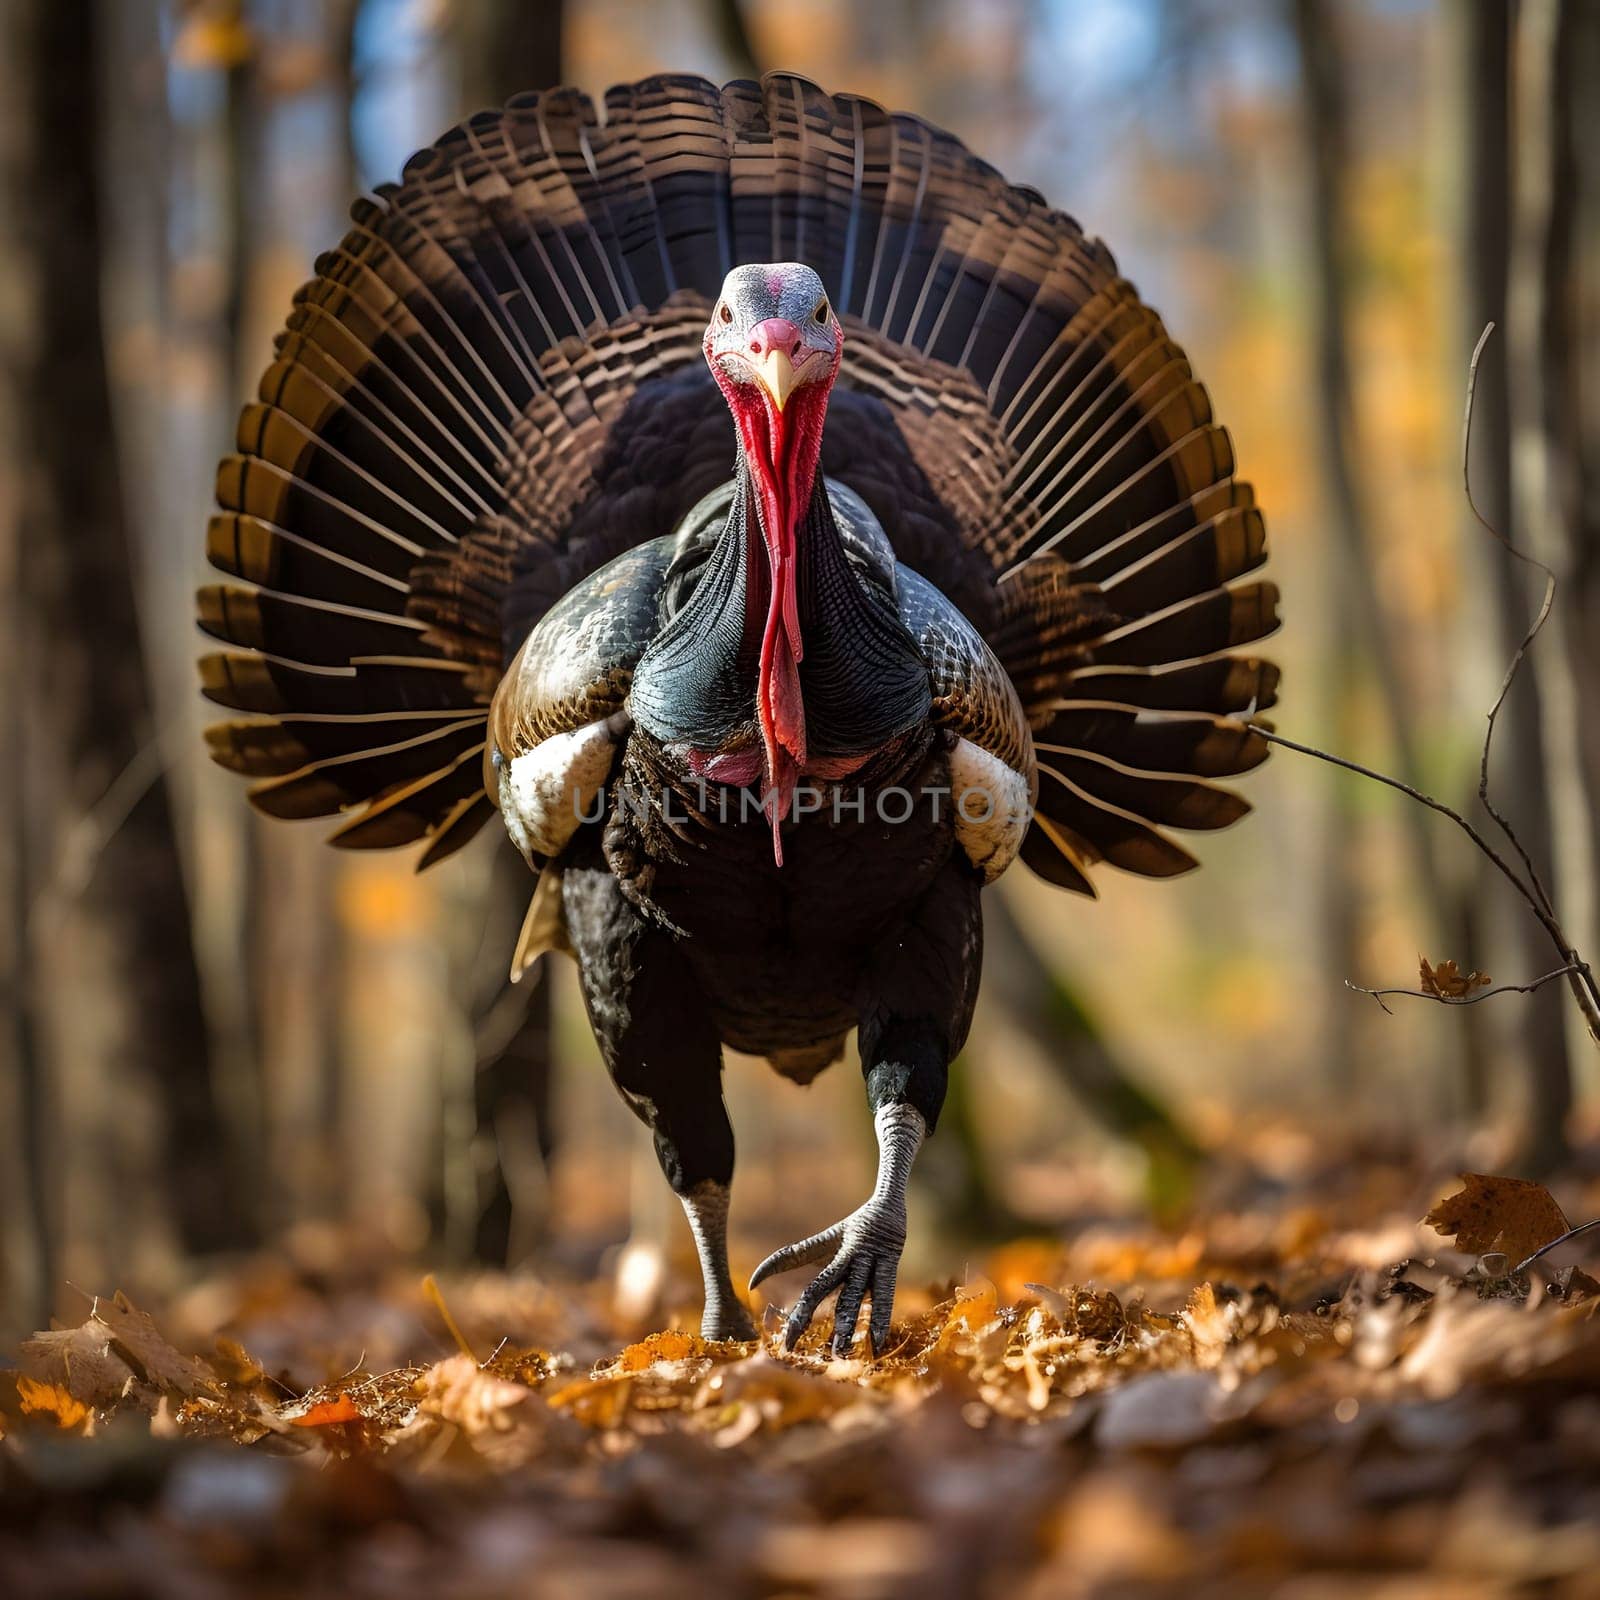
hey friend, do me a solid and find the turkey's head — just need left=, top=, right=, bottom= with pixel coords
left=704, top=263, right=843, bottom=827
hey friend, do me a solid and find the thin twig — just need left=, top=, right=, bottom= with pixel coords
left=1253, top=727, right=1600, bottom=1042
left=26, top=717, right=187, bottom=945
left=1345, top=964, right=1580, bottom=1015
left=1462, top=321, right=1559, bottom=917
left=1510, top=1216, right=1600, bottom=1277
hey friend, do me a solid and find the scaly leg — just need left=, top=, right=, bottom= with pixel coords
left=680, top=1180, right=756, bottom=1341
left=564, top=862, right=758, bottom=1342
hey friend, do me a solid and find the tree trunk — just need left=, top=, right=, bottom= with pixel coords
left=9, top=0, right=252, bottom=1260
left=458, top=0, right=564, bottom=108
left=454, top=0, right=566, bottom=1263
left=1506, top=0, right=1583, bottom=1168
left=1562, top=4, right=1600, bottom=946
left=0, top=208, right=51, bottom=1326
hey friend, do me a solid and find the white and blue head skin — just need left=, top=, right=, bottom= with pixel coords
left=702, top=262, right=840, bottom=412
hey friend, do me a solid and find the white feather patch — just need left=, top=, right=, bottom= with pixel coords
left=949, top=738, right=1032, bottom=883
left=500, top=721, right=618, bottom=860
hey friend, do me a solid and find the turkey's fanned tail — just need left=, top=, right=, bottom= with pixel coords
left=200, top=72, right=1276, bottom=885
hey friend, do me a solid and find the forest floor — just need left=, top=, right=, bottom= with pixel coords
left=3, top=1135, right=1600, bottom=1599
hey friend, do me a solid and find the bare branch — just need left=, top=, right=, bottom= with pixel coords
left=1462, top=321, right=1559, bottom=916
left=1253, top=726, right=1600, bottom=1043
left=1345, top=964, right=1581, bottom=1015
left=27, top=717, right=187, bottom=945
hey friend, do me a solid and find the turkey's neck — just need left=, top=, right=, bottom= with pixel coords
left=629, top=455, right=932, bottom=860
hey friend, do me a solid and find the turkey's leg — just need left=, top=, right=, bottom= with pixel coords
left=679, top=1179, right=752, bottom=1341
left=563, top=862, right=758, bottom=1342
left=751, top=861, right=981, bottom=1357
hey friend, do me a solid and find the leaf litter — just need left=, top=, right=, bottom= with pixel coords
left=3, top=1164, right=1599, bottom=1597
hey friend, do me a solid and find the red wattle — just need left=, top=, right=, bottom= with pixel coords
left=705, top=323, right=839, bottom=864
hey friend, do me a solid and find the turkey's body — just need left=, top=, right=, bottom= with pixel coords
left=198, top=74, right=1280, bottom=1353
left=605, top=726, right=952, bottom=1058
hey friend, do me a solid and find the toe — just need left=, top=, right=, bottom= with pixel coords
left=749, top=1221, right=845, bottom=1291
left=830, top=1255, right=872, bottom=1359
left=783, top=1255, right=849, bottom=1350
left=868, top=1257, right=898, bottom=1355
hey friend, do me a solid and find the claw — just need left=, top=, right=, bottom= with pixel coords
left=749, top=1222, right=844, bottom=1291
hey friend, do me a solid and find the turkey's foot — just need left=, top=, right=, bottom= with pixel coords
left=749, top=1103, right=925, bottom=1358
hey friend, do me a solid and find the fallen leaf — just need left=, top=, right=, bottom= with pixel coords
left=15, top=1376, right=91, bottom=1430
left=93, top=1292, right=218, bottom=1399
left=290, top=1394, right=362, bottom=1427
left=1425, top=1174, right=1569, bottom=1265
left=614, top=1329, right=703, bottom=1372
left=544, top=1371, right=634, bottom=1429
left=20, top=1321, right=140, bottom=1409
left=1419, top=956, right=1491, bottom=999
left=412, top=1355, right=529, bottom=1434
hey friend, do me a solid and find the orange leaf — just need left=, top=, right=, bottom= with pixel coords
left=15, top=1376, right=90, bottom=1430
left=291, top=1393, right=362, bottom=1427
left=615, top=1329, right=702, bottom=1372
left=1419, top=957, right=1491, bottom=999
left=1425, top=1173, right=1569, bottom=1265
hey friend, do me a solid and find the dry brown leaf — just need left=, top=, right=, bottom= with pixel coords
left=1181, top=1281, right=1236, bottom=1360
left=20, top=1321, right=140, bottom=1409
left=1419, top=956, right=1492, bottom=999
left=93, top=1292, right=218, bottom=1399
left=412, top=1355, right=529, bottom=1434
left=544, top=1371, right=635, bottom=1429
left=1425, top=1174, right=1570, bottom=1265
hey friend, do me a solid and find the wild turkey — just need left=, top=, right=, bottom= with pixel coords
left=199, top=73, right=1278, bottom=1354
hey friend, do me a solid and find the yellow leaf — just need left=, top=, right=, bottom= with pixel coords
left=1425, top=1173, right=1569, bottom=1265
left=15, top=1376, right=90, bottom=1430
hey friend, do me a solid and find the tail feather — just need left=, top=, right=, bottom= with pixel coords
left=241, top=720, right=486, bottom=821
left=1038, top=707, right=1269, bottom=778
left=1095, top=509, right=1269, bottom=615
left=199, top=652, right=478, bottom=716
left=1020, top=816, right=1098, bottom=896
left=1034, top=746, right=1250, bottom=830
left=1036, top=764, right=1201, bottom=877
left=1063, top=657, right=1280, bottom=715
left=206, top=709, right=484, bottom=778
left=326, top=750, right=491, bottom=851
left=259, top=347, right=497, bottom=514
left=205, top=514, right=408, bottom=612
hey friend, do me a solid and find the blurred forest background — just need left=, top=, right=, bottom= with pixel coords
left=2, top=0, right=1598, bottom=1343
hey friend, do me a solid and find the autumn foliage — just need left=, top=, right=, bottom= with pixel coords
left=3, top=1168, right=1597, bottom=1597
